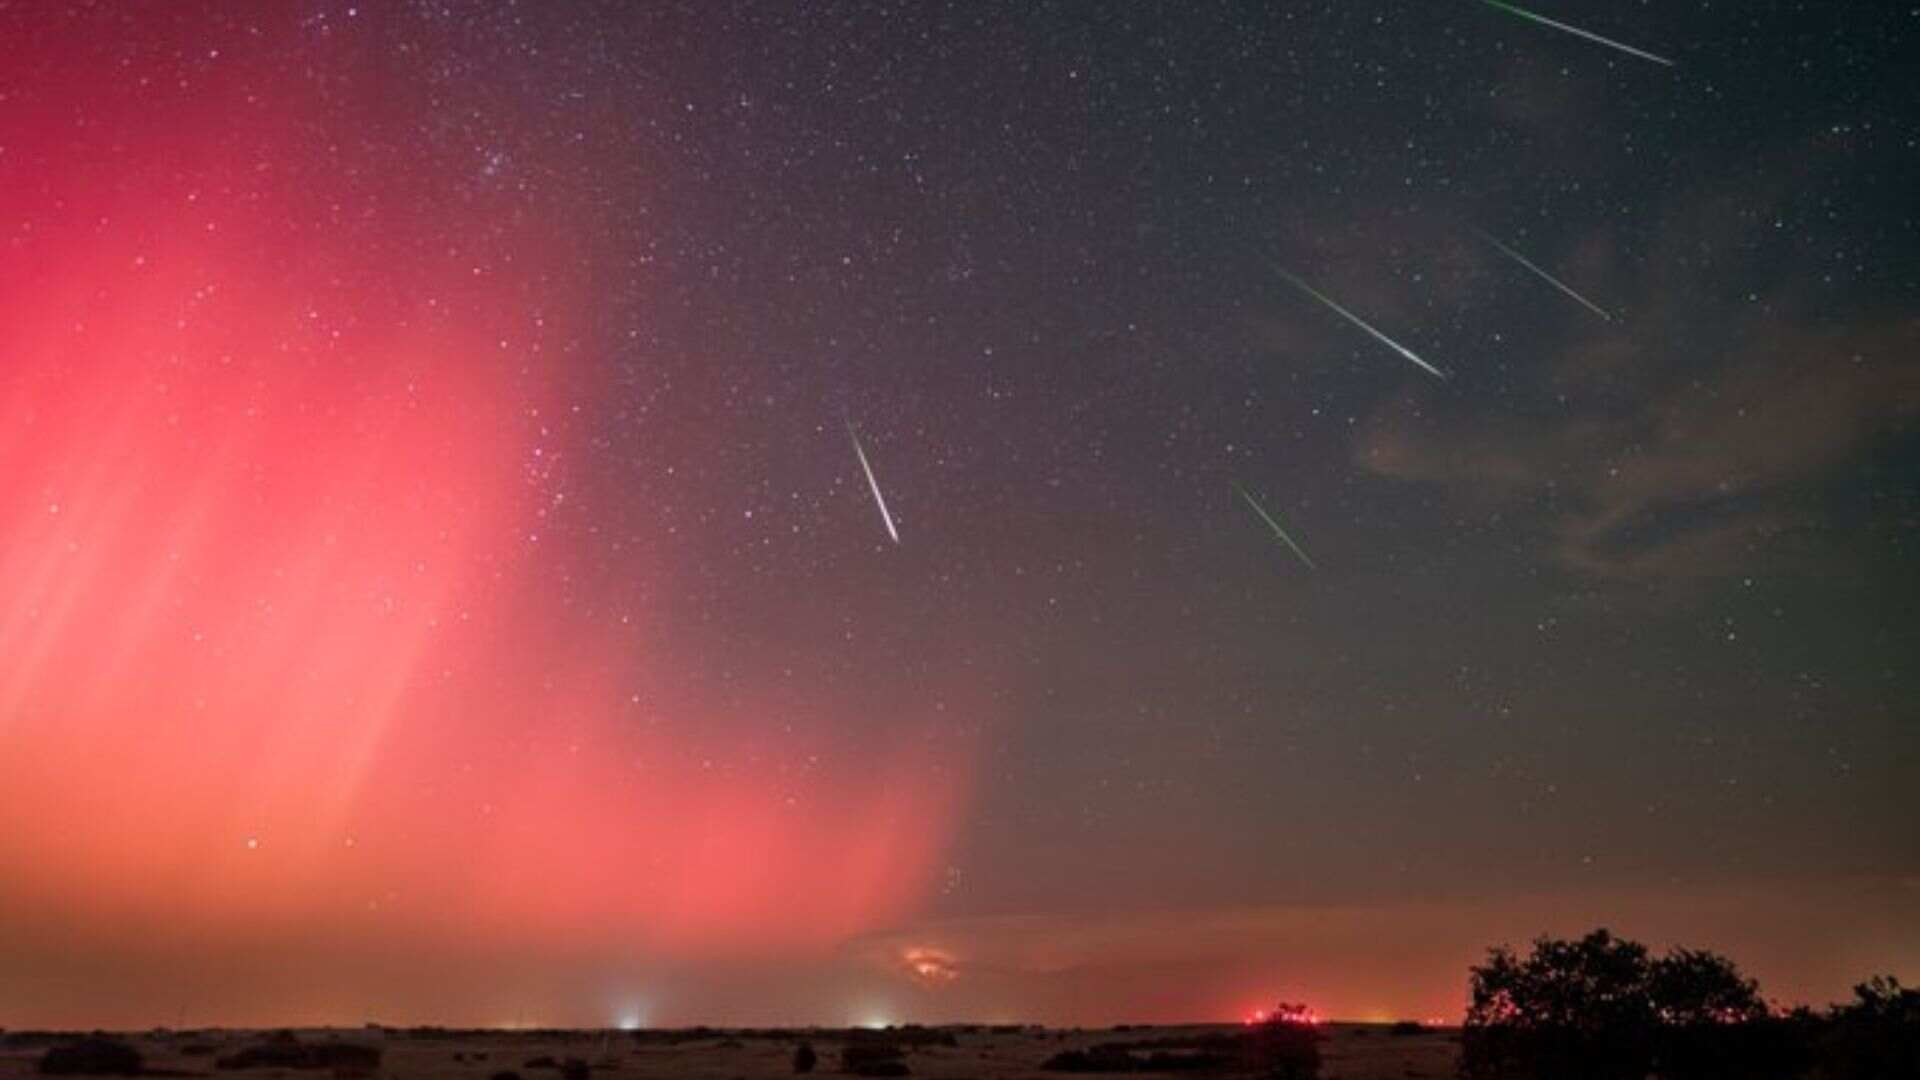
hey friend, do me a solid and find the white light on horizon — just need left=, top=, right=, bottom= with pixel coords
left=613, top=1001, right=650, bottom=1031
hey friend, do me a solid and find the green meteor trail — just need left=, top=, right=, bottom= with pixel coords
left=1475, top=227, right=1615, bottom=322
left=1473, top=1, right=1676, bottom=68
left=1234, top=483, right=1317, bottom=571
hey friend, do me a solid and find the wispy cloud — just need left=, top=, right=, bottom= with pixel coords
left=1352, top=168, right=1919, bottom=583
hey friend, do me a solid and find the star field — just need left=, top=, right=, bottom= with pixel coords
left=0, top=1, right=1914, bottom=1027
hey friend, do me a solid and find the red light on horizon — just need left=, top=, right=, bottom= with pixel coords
left=1247, top=1002, right=1322, bottom=1027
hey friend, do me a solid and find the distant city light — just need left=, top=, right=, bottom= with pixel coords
left=612, top=1001, right=650, bottom=1031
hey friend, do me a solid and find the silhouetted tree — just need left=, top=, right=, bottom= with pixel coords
left=1819, top=976, right=1920, bottom=1079
left=38, top=1038, right=142, bottom=1076
left=1648, top=947, right=1767, bottom=1025
left=1462, top=928, right=1807, bottom=1080
left=1643, top=947, right=1806, bottom=1079
left=792, top=1040, right=817, bottom=1073
left=1842, top=976, right=1919, bottom=1023
left=1463, top=929, right=1656, bottom=1080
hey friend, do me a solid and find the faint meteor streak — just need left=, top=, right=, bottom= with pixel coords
left=847, top=420, right=900, bottom=544
left=1233, top=482, right=1317, bottom=571
left=1266, top=261, right=1448, bottom=380
left=1475, top=228, right=1615, bottom=322
left=1473, top=0, right=1676, bottom=68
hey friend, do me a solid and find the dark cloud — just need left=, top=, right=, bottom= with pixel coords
left=1356, top=167, right=1920, bottom=582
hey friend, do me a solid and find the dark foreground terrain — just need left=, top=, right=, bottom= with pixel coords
left=0, top=1023, right=1457, bottom=1079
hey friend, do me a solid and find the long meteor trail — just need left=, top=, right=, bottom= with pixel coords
left=846, top=420, right=900, bottom=545
left=1234, top=483, right=1317, bottom=571
left=1474, top=0, right=1675, bottom=68
left=1476, top=228, right=1615, bottom=322
left=1266, top=261, right=1448, bottom=380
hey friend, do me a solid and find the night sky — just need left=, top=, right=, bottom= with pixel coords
left=1, top=1, right=1915, bottom=1029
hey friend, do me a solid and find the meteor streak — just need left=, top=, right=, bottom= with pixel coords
left=1266, top=261, right=1448, bottom=380
left=1234, top=483, right=1317, bottom=571
left=1476, top=228, right=1615, bottom=322
left=847, top=420, right=901, bottom=545
left=1473, top=0, right=1676, bottom=68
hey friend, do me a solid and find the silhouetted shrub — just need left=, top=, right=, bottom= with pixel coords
left=39, top=1038, right=143, bottom=1075
left=1144, top=1051, right=1230, bottom=1071
left=558, top=1058, right=590, bottom=1080
left=1388, top=1021, right=1426, bottom=1036
left=524, top=1056, right=558, bottom=1069
left=839, top=1041, right=908, bottom=1076
left=1041, top=1045, right=1229, bottom=1073
left=1069, top=1029, right=1314, bottom=1076
left=845, top=1026, right=954, bottom=1048
left=793, top=1041, right=818, bottom=1073
left=1243, top=1019, right=1321, bottom=1080
left=312, top=1042, right=383, bottom=1075
left=214, top=1037, right=380, bottom=1074
left=1041, top=1046, right=1138, bottom=1072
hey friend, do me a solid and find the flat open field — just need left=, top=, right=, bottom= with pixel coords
left=0, top=1024, right=1459, bottom=1080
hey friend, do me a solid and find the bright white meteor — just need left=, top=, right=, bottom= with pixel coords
left=846, top=420, right=900, bottom=545
left=1266, top=261, right=1448, bottom=380
left=1476, top=228, right=1615, bottom=322
left=1474, top=0, right=1676, bottom=68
